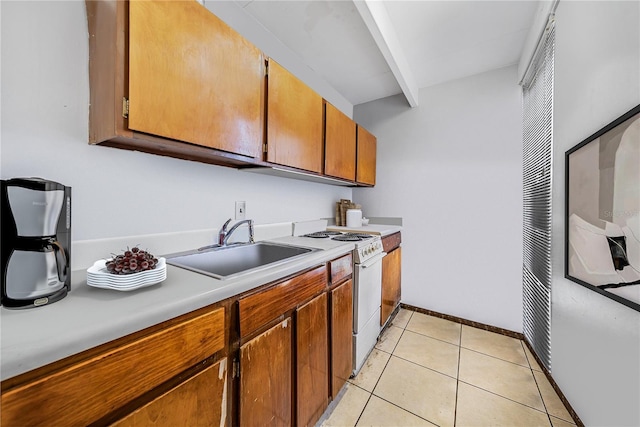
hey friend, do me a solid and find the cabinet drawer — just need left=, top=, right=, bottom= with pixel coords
left=330, top=253, right=353, bottom=285
left=382, top=232, right=401, bottom=253
left=1, top=307, right=225, bottom=427
left=239, top=265, right=327, bottom=338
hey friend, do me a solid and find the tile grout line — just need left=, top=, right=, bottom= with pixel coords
left=345, top=309, right=578, bottom=427
left=460, top=346, right=533, bottom=370
left=370, top=394, right=441, bottom=427
left=522, top=345, right=575, bottom=426
left=354, top=309, right=411, bottom=426
left=458, top=326, right=552, bottom=421
left=387, top=353, right=459, bottom=381
left=457, top=379, right=552, bottom=416
left=369, top=310, right=448, bottom=426
left=403, top=327, right=462, bottom=348
left=453, top=322, right=462, bottom=426
left=522, top=340, right=559, bottom=427
left=406, top=310, right=544, bottom=425
left=456, top=340, right=553, bottom=418
left=386, top=313, right=466, bottom=382
left=337, top=309, right=410, bottom=427
left=352, top=389, right=374, bottom=427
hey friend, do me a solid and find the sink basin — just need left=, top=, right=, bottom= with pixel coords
left=165, top=242, right=318, bottom=279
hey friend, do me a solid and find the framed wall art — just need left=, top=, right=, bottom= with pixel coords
left=565, top=104, right=640, bottom=312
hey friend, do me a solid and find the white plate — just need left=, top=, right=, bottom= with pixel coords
left=87, top=270, right=166, bottom=283
left=87, top=276, right=167, bottom=288
left=87, top=258, right=166, bottom=276
left=87, top=258, right=166, bottom=290
left=86, top=280, right=162, bottom=292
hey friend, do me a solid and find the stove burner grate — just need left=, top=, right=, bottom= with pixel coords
left=302, top=231, right=342, bottom=239
left=331, top=233, right=374, bottom=242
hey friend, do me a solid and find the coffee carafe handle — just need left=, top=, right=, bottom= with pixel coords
left=50, top=240, right=68, bottom=283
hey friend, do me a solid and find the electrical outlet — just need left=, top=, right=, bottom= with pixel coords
left=235, top=201, right=246, bottom=220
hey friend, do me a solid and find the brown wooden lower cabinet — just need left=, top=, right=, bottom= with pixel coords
left=2, top=258, right=357, bottom=427
left=112, top=358, right=228, bottom=427
left=239, top=318, right=293, bottom=427
left=236, top=266, right=329, bottom=427
left=296, top=293, right=329, bottom=427
left=381, top=246, right=401, bottom=326
left=330, top=279, right=353, bottom=398
left=0, top=306, right=226, bottom=427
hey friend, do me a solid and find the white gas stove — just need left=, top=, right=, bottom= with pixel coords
left=301, top=228, right=386, bottom=375
left=301, top=231, right=383, bottom=264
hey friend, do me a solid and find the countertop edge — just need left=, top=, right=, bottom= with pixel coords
left=0, top=240, right=354, bottom=381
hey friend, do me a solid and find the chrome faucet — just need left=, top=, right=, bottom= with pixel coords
left=218, top=218, right=254, bottom=246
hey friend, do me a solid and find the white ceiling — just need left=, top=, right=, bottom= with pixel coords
left=232, top=0, right=540, bottom=107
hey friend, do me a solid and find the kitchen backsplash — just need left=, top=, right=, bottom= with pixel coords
left=71, top=222, right=293, bottom=271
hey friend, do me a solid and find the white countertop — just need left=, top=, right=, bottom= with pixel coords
left=0, top=236, right=354, bottom=381
left=326, top=224, right=402, bottom=236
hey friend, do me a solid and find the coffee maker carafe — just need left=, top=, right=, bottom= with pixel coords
left=1, top=178, right=71, bottom=308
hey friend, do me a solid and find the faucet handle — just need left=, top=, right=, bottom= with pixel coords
left=218, top=218, right=233, bottom=246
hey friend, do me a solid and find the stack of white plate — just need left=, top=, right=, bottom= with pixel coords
left=86, top=258, right=167, bottom=291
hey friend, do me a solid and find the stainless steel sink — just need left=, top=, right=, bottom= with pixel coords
left=165, top=242, right=318, bottom=279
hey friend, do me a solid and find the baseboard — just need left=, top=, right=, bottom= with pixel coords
left=400, top=303, right=524, bottom=339
left=400, top=303, right=584, bottom=427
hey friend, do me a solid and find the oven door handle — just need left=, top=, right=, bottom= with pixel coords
left=360, top=252, right=387, bottom=268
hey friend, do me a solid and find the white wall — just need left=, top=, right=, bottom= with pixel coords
left=551, top=2, right=640, bottom=425
left=0, top=1, right=351, bottom=242
left=353, top=65, right=523, bottom=332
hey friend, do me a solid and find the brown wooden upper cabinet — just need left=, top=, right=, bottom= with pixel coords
left=87, top=0, right=264, bottom=163
left=356, top=125, right=377, bottom=186
left=324, top=102, right=357, bottom=181
left=87, top=0, right=378, bottom=186
left=266, top=59, right=324, bottom=174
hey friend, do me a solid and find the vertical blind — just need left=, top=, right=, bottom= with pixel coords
left=521, top=17, right=555, bottom=371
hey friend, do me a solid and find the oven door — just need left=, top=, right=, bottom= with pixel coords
left=353, top=252, right=386, bottom=333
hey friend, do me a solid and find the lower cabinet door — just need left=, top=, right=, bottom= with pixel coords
left=331, top=279, right=353, bottom=397
left=296, top=293, right=329, bottom=427
left=239, top=318, right=293, bottom=427
left=381, top=247, right=401, bottom=326
left=112, top=358, right=228, bottom=427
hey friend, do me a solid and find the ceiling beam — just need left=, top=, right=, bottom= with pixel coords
left=354, top=0, right=419, bottom=107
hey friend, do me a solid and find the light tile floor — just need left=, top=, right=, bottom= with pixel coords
left=319, top=309, right=577, bottom=427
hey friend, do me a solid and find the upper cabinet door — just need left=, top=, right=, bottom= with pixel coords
left=356, top=125, right=377, bottom=186
left=267, top=59, right=323, bottom=174
left=324, top=102, right=356, bottom=181
left=128, top=0, right=264, bottom=159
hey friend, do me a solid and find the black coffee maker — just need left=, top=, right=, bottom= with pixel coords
left=1, top=178, right=71, bottom=308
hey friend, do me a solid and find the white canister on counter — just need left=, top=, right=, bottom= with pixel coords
left=346, top=209, right=363, bottom=227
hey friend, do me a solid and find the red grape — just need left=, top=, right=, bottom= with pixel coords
left=106, top=247, right=159, bottom=275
